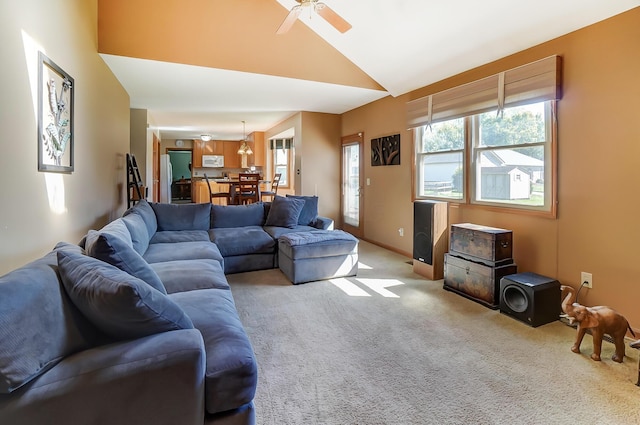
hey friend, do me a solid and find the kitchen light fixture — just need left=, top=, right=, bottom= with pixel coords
left=200, top=134, right=212, bottom=142
left=237, top=121, right=253, bottom=155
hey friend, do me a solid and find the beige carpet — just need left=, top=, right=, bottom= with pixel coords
left=228, top=240, right=640, bottom=425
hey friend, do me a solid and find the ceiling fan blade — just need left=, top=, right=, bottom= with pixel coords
left=315, top=3, right=352, bottom=33
left=276, top=5, right=302, bottom=34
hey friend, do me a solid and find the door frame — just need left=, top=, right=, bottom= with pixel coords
left=340, top=132, right=364, bottom=238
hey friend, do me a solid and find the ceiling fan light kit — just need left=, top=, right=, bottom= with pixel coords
left=277, top=0, right=351, bottom=35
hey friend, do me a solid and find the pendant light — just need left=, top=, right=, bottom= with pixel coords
left=237, top=121, right=253, bottom=155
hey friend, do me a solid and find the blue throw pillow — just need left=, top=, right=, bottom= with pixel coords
left=85, top=230, right=167, bottom=295
left=265, top=196, right=305, bottom=229
left=123, top=200, right=157, bottom=236
left=121, top=212, right=151, bottom=255
left=286, top=195, right=319, bottom=226
left=57, top=250, right=193, bottom=340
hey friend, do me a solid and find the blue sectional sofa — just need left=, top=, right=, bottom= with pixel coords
left=0, top=197, right=332, bottom=425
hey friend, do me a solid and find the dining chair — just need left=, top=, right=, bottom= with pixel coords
left=203, top=174, right=231, bottom=205
left=260, top=173, right=282, bottom=201
left=236, top=173, right=261, bottom=204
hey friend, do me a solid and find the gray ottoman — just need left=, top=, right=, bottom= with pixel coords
left=278, top=230, right=359, bottom=284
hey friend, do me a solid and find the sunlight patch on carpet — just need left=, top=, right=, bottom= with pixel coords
left=358, top=261, right=373, bottom=270
left=356, top=278, right=405, bottom=298
left=329, top=278, right=371, bottom=297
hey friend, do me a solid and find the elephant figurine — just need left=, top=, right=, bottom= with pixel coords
left=560, top=285, right=635, bottom=363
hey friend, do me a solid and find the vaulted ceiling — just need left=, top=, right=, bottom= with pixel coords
left=98, top=0, right=640, bottom=140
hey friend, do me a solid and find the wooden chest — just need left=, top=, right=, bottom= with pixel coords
left=450, top=223, right=513, bottom=266
left=444, top=254, right=517, bottom=309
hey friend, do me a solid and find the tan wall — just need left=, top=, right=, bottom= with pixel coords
left=299, top=112, right=342, bottom=221
left=264, top=112, right=341, bottom=220
left=342, top=8, right=640, bottom=329
left=0, top=0, right=130, bottom=274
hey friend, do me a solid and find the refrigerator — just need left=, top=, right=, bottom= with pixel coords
left=160, top=154, right=173, bottom=203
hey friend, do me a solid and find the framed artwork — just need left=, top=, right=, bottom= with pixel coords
left=371, top=134, right=400, bottom=166
left=38, top=51, right=74, bottom=173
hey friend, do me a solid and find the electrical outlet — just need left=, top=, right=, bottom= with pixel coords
left=398, top=228, right=404, bottom=237
left=581, top=272, right=593, bottom=289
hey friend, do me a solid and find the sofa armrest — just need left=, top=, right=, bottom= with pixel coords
left=0, top=329, right=206, bottom=425
left=314, top=216, right=334, bottom=230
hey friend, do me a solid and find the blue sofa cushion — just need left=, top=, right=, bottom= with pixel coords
left=149, top=230, right=210, bottom=244
left=57, top=250, right=193, bottom=340
left=0, top=243, right=99, bottom=393
left=123, top=200, right=157, bottom=237
left=211, top=202, right=265, bottom=228
left=263, top=225, right=320, bottom=240
left=143, top=241, right=224, bottom=267
left=265, top=196, right=305, bottom=229
left=170, top=289, right=257, bottom=414
left=85, top=230, right=167, bottom=295
left=208, top=226, right=276, bottom=256
left=151, top=259, right=230, bottom=293
left=121, top=212, right=150, bottom=255
left=151, top=202, right=211, bottom=231
left=286, top=195, right=319, bottom=226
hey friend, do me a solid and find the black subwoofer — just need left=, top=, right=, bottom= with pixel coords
left=499, top=272, right=561, bottom=327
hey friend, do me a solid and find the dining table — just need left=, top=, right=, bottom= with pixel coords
left=212, top=177, right=270, bottom=205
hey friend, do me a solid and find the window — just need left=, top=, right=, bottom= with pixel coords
left=408, top=56, right=561, bottom=216
left=270, top=138, right=293, bottom=188
left=273, top=147, right=289, bottom=186
left=473, top=102, right=552, bottom=208
left=416, top=118, right=465, bottom=200
left=414, top=100, right=556, bottom=213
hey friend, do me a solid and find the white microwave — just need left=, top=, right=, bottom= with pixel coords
left=202, top=155, right=224, bottom=168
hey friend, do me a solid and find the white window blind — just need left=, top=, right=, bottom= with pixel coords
left=406, top=55, right=562, bottom=129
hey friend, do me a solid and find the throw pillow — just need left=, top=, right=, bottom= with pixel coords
left=57, top=250, right=193, bottom=340
left=85, top=230, right=167, bottom=294
left=123, top=199, right=157, bottom=236
left=264, top=195, right=305, bottom=229
left=121, top=212, right=151, bottom=255
left=286, top=195, right=318, bottom=226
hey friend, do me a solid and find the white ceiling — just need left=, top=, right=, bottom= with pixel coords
left=101, top=0, right=640, bottom=141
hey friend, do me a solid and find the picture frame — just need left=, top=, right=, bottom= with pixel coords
left=371, top=134, right=400, bottom=166
left=38, top=51, right=74, bottom=173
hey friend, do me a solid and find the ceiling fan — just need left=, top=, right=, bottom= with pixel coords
left=276, top=0, right=352, bottom=35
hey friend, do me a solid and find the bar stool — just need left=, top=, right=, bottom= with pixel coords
left=260, top=173, right=281, bottom=201
left=236, top=173, right=261, bottom=204
left=203, top=174, right=231, bottom=205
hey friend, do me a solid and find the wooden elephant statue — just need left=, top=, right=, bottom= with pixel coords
left=560, top=285, right=635, bottom=363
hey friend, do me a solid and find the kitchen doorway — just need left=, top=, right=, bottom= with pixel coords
left=166, top=149, right=193, bottom=203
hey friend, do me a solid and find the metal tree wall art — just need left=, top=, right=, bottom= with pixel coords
left=371, top=134, right=400, bottom=166
left=38, top=51, right=74, bottom=173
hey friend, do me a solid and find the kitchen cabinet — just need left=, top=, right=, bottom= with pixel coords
left=193, top=140, right=225, bottom=168
left=194, top=180, right=228, bottom=204
left=247, top=131, right=265, bottom=167
left=223, top=141, right=241, bottom=168
left=193, top=140, right=203, bottom=168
